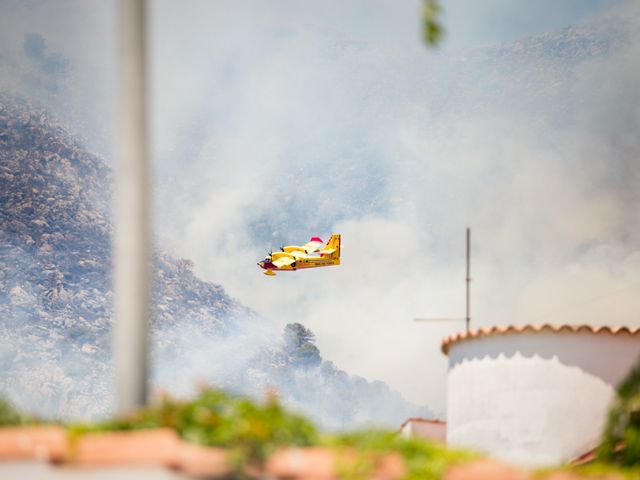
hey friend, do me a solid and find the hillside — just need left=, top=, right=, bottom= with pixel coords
left=0, top=93, right=430, bottom=427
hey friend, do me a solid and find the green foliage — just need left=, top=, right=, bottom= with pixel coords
left=70, top=388, right=318, bottom=467
left=422, top=0, right=444, bottom=47
left=327, top=429, right=476, bottom=480
left=0, top=397, right=23, bottom=426
left=284, top=323, right=316, bottom=349
left=294, top=342, right=322, bottom=367
left=68, top=390, right=476, bottom=476
left=572, top=462, right=640, bottom=479
left=598, top=360, right=640, bottom=467
left=6, top=384, right=640, bottom=479
left=284, top=322, right=322, bottom=367
left=0, top=396, right=44, bottom=426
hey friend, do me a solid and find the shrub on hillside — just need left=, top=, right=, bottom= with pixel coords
left=598, top=360, right=640, bottom=466
left=0, top=397, right=22, bottom=426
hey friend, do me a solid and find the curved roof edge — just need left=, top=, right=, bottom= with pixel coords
left=399, top=417, right=446, bottom=430
left=441, top=324, right=640, bottom=355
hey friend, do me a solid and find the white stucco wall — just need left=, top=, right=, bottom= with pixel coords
left=401, top=420, right=447, bottom=443
left=446, top=329, right=640, bottom=467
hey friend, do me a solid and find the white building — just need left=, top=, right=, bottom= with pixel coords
left=442, top=324, right=640, bottom=467
left=399, top=418, right=446, bottom=443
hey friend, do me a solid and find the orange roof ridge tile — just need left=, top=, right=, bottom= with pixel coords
left=265, top=447, right=406, bottom=480
left=444, top=459, right=531, bottom=480
left=399, top=417, right=446, bottom=430
left=0, top=426, right=407, bottom=479
left=0, top=426, right=626, bottom=479
left=441, top=324, right=640, bottom=354
left=68, top=428, right=182, bottom=466
left=0, top=426, right=68, bottom=461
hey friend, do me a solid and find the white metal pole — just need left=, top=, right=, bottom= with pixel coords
left=466, top=227, right=470, bottom=333
left=114, top=0, right=150, bottom=413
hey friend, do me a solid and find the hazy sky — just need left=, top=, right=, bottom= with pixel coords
left=1, top=0, right=639, bottom=414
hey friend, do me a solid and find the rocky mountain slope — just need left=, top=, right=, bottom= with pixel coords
left=0, top=93, right=430, bottom=427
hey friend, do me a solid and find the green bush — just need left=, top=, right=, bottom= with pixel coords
left=598, top=360, right=640, bottom=466
left=70, top=389, right=475, bottom=476
left=71, top=387, right=318, bottom=467
left=328, top=429, right=476, bottom=480
left=0, top=397, right=23, bottom=426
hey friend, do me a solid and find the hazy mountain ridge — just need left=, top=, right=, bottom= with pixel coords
left=436, top=22, right=631, bottom=126
left=0, top=93, right=431, bottom=427
left=218, top=21, right=633, bottom=251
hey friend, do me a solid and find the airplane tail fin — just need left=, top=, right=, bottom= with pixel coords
left=321, top=234, right=341, bottom=259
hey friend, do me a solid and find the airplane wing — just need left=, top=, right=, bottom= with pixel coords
left=272, top=256, right=296, bottom=268
left=303, top=240, right=323, bottom=253
left=319, top=248, right=336, bottom=255
left=282, top=245, right=308, bottom=254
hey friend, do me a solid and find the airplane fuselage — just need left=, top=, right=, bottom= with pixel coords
left=258, top=234, right=341, bottom=276
left=257, top=255, right=340, bottom=272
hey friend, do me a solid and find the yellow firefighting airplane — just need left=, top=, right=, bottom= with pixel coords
left=258, top=234, right=341, bottom=276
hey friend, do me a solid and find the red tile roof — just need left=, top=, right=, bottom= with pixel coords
left=444, top=458, right=627, bottom=480
left=441, top=324, right=640, bottom=355
left=70, top=428, right=183, bottom=466
left=0, top=426, right=406, bottom=479
left=444, top=460, right=530, bottom=480
left=569, top=442, right=625, bottom=466
left=399, top=417, right=446, bottom=430
left=0, top=426, right=68, bottom=461
left=0, top=426, right=626, bottom=479
left=266, top=447, right=406, bottom=479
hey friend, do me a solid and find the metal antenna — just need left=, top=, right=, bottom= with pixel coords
left=465, top=227, right=471, bottom=333
left=414, top=227, right=472, bottom=333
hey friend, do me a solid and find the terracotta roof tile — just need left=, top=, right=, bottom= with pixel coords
left=398, top=417, right=446, bottom=430
left=569, top=442, right=625, bottom=466
left=0, top=426, right=68, bottom=461
left=444, top=460, right=530, bottom=480
left=69, top=428, right=182, bottom=466
left=172, top=442, right=231, bottom=477
left=0, top=427, right=625, bottom=479
left=0, top=427, right=407, bottom=479
left=265, top=447, right=405, bottom=480
left=544, top=472, right=623, bottom=480
left=441, top=324, right=640, bottom=355
left=265, top=447, right=337, bottom=479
